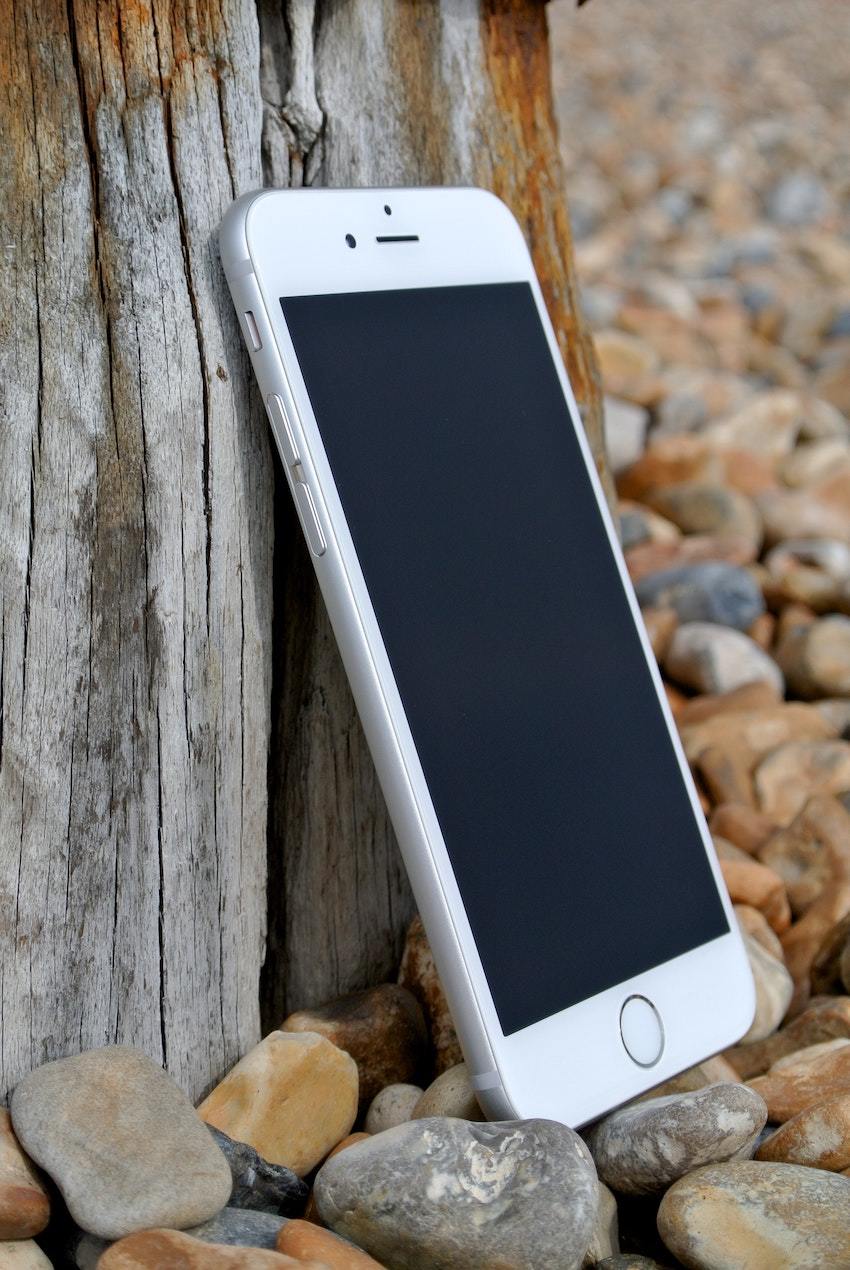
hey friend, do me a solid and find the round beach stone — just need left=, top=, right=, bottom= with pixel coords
left=582, top=1180, right=619, bottom=1265
left=281, top=984, right=427, bottom=1109
left=276, top=1219, right=384, bottom=1268
left=756, top=1092, right=850, bottom=1170
left=97, top=1228, right=314, bottom=1267
left=777, top=616, right=850, bottom=699
left=811, top=912, right=850, bottom=994
left=0, top=1107, right=49, bottom=1239
left=197, top=1031, right=358, bottom=1177
left=207, top=1127, right=308, bottom=1216
left=657, top=1161, right=850, bottom=1269
left=725, top=995, right=850, bottom=1080
left=645, top=481, right=762, bottom=547
left=9, top=1045, right=232, bottom=1241
left=398, top=916, right=462, bottom=1074
left=635, top=561, right=764, bottom=630
left=754, top=741, right=850, bottom=825
left=364, top=1083, right=422, bottom=1135
left=314, top=1117, right=598, bottom=1270
left=663, top=622, right=784, bottom=696
left=412, top=1064, right=483, bottom=1121
left=740, top=935, right=794, bottom=1044
left=749, top=1041, right=850, bottom=1122
left=586, top=1083, right=766, bottom=1195
left=0, top=1242, right=52, bottom=1268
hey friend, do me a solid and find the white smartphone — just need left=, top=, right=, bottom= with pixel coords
left=219, top=187, right=755, bottom=1127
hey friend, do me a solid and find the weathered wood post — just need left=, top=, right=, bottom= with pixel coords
left=0, top=0, right=604, bottom=1100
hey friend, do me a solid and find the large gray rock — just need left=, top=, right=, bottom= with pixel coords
left=314, top=1116, right=598, bottom=1270
left=635, top=562, right=765, bottom=630
left=586, top=1083, right=767, bottom=1195
left=658, top=1161, right=850, bottom=1269
left=207, top=1126, right=307, bottom=1215
left=10, top=1045, right=232, bottom=1240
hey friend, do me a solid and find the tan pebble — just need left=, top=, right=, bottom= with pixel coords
left=701, top=390, right=804, bottom=458
left=757, top=467, right=850, bottom=547
left=777, top=616, right=850, bottom=699
left=710, top=803, right=779, bottom=855
left=781, top=882, right=850, bottom=992
left=0, top=1108, right=49, bottom=1239
left=97, top=1228, right=310, bottom=1267
left=757, top=1091, right=850, bottom=1170
left=759, top=796, right=850, bottom=916
left=677, top=680, right=782, bottom=727
left=726, top=995, right=850, bottom=1079
left=679, top=703, right=832, bottom=766
left=748, top=612, right=775, bottom=650
left=277, top=1219, right=384, bottom=1268
left=595, top=329, right=660, bottom=404
left=197, top=1031, right=358, bottom=1176
left=775, top=602, right=818, bottom=644
left=811, top=912, right=850, bottom=994
left=645, top=481, right=762, bottom=548
left=754, top=739, right=850, bottom=825
left=617, top=434, right=717, bottom=502
left=720, top=858, right=791, bottom=933
left=664, top=682, right=689, bottom=719
left=741, top=935, right=794, bottom=1044
left=281, top=984, right=427, bottom=1108
left=714, top=835, right=750, bottom=862
left=771, top=1038, right=850, bottom=1074
left=735, top=904, right=784, bottom=961
left=658, top=1160, right=850, bottom=1267
left=302, top=1133, right=370, bottom=1224
left=0, top=1241, right=52, bottom=1268
left=398, top=915, right=462, bottom=1074
left=664, top=622, right=783, bottom=697
left=412, top=1063, right=483, bottom=1120
left=698, top=744, right=755, bottom=807
left=581, top=1181, right=619, bottom=1266
left=750, top=1040, right=850, bottom=1121
left=364, top=1084, right=422, bottom=1135
left=640, top=606, right=678, bottom=658
left=626, top=532, right=756, bottom=583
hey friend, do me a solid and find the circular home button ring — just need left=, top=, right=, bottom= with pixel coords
left=620, top=995, right=665, bottom=1067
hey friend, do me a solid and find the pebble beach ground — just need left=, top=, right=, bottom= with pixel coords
left=4, top=3, right=850, bottom=1268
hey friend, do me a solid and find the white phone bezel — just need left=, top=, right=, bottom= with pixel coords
left=221, top=186, right=755, bottom=1127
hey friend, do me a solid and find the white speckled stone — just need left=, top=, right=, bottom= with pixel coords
left=315, top=1116, right=598, bottom=1269
left=586, top=1084, right=767, bottom=1194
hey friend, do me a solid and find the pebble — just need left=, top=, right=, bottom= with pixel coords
left=757, top=1092, right=850, bottom=1170
left=735, top=904, right=784, bottom=960
left=207, top=1127, right=308, bottom=1215
left=645, top=481, right=762, bottom=548
left=0, top=1107, right=49, bottom=1239
left=718, top=859, right=790, bottom=933
left=777, top=615, right=850, bottom=698
left=642, top=1056, right=741, bottom=1102
left=702, top=389, right=805, bottom=457
left=780, top=883, right=850, bottom=998
left=635, top=562, right=764, bottom=630
left=586, top=1084, right=766, bottom=1195
left=596, top=1259, right=662, bottom=1270
left=411, top=1063, right=483, bottom=1121
left=314, top=1117, right=598, bottom=1270
left=197, top=1030, right=358, bottom=1177
left=739, top=935, right=794, bottom=1044
left=0, top=1243, right=52, bottom=1268
left=605, top=397, right=650, bottom=474
left=771, top=1038, right=850, bottom=1073
left=753, top=740, right=850, bottom=824
left=758, top=468, right=850, bottom=546
left=750, top=1041, right=850, bottom=1121
left=768, top=171, right=830, bottom=226
left=811, top=912, right=850, bottom=994
left=758, top=795, right=850, bottom=916
left=364, top=1084, right=422, bottom=1135
left=97, top=1229, right=313, bottom=1268
left=276, top=1220, right=384, bottom=1268
left=398, top=916, right=463, bottom=1074
left=725, top=995, right=850, bottom=1079
left=711, top=803, right=778, bottom=854
left=663, top=622, right=784, bottom=696
left=595, top=329, right=660, bottom=404
left=679, top=703, right=831, bottom=767
left=281, top=983, right=428, bottom=1108
left=657, top=1161, right=850, bottom=1269
left=71, top=1209, right=288, bottom=1268
left=640, top=606, right=678, bottom=659
left=582, top=1181, right=619, bottom=1266
left=677, top=679, right=781, bottom=726
left=9, top=1045, right=232, bottom=1241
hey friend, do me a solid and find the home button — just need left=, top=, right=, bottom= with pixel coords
left=620, top=995, right=665, bottom=1067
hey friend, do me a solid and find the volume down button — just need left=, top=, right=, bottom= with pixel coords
left=293, top=480, right=327, bottom=557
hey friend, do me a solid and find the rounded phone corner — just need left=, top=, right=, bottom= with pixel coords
left=218, top=189, right=271, bottom=275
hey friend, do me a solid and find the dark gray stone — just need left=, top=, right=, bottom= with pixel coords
left=207, top=1126, right=308, bottom=1216
left=586, top=1084, right=767, bottom=1196
left=314, top=1116, right=598, bottom=1270
left=69, top=1207, right=287, bottom=1267
left=635, top=562, right=764, bottom=630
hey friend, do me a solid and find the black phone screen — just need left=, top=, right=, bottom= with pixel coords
left=281, top=281, right=728, bottom=1037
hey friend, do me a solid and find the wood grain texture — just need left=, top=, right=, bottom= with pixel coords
left=0, top=0, right=272, bottom=1101
left=259, top=0, right=606, bottom=1022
